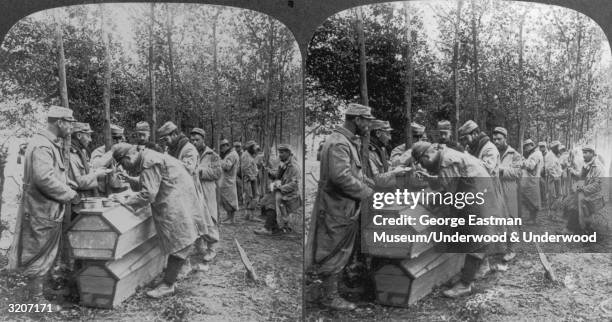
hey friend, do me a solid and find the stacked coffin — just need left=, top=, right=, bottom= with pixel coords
left=67, top=198, right=165, bottom=308
left=362, top=202, right=466, bottom=307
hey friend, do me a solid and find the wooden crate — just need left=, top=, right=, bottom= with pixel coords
left=373, top=251, right=465, bottom=307
left=68, top=204, right=156, bottom=260
left=76, top=236, right=166, bottom=309
left=362, top=203, right=438, bottom=259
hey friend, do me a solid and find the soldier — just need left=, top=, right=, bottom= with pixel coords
left=458, top=120, right=499, bottom=176
left=218, top=139, right=240, bottom=224
left=91, top=124, right=126, bottom=162
left=367, top=120, right=408, bottom=187
left=561, top=145, right=604, bottom=234
left=190, top=128, right=222, bottom=261
left=368, top=120, right=391, bottom=176
left=110, top=143, right=199, bottom=298
left=558, top=145, right=571, bottom=196
left=437, top=120, right=462, bottom=151
left=68, top=122, right=112, bottom=201
left=492, top=127, right=522, bottom=262
left=134, top=121, right=161, bottom=152
left=241, top=140, right=260, bottom=221
left=254, top=144, right=301, bottom=235
left=9, top=106, right=78, bottom=303
left=91, top=124, right=128, bottom=195
left=389, top=122, right=426, bottom=167
left=234, top=141, right=244, bottom=207
left=458, top=120, right=502, bottom=278
left=158, top=121, right=213, bottom=268
left=411, top=141, right=505, bottom=298
left=305, top=103, right=374, bottom=311
left=541, top=141, right=562, bottom=207
left=520, top=139, right=543, bottom=224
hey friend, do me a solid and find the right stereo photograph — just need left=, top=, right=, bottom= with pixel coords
left=303, top=1, right=612, bottom=321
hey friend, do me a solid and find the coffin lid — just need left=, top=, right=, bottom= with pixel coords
left=73, top=205, right=152, bottom=234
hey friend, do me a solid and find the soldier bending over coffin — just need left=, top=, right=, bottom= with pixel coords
left=411, top=141, right=505, bottom=298
left=110, top=143, right=199, bottom=298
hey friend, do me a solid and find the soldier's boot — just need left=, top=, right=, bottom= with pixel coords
left=177, top=258, right=192, bottom=279
left=27, top=277, right=58, bottom=309
left=321, top=274, right=357, bottom=311
left=222, top=211, right=236, bottom=224
left=202, top=243, right=217, bottom=262
left=473, top=258, right=491, bottom=280
left=442, top=281, right=473, bottom=298
left=146, top=283, right=175, bottom=299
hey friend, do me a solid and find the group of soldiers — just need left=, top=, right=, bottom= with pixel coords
left=10, top=105, right=301, bottom=304
left=307, top=103, right=605, bottom=310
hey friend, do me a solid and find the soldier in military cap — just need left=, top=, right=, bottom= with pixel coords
left=561, top=145, right=604, bottom=234
left=9, top=106, right=79, bottom=303
left=558, top=144, right=571, bottom=196
left=233, top=141, right=244, bottom=207
left=240, top=140, right=261, bottom=222
left=520, top=139, right=543, bottom=224
left=305, top=103, right=374, bottom=311
left=190, top=128, right=222, bottom=261
left=90, top=124, right=129, bottom=195
left=68, top=122, right=112, bottom=201
left=218, top=139, right=240, bottom=224
left=540, top=141, right=562, bottom=207
left=368, top=120, right=391, bottom=176
left=458, top=120, right=499, bottom=176
left=437, top=120, right=462, bottom=151
left=254, top=144, right=301, bottom=235
left=492, top=126, right=522, bottom=262
left=389, top=122, right=427, bottom=166
left=366, top=120, right=407, bottom=187
left=134, top=121, right=161, bottom=152
left=410, top=141, right=505, bottom=298
left=110, top=143, right=199, bottom=298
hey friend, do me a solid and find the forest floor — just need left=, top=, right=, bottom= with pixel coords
left=0, top=167, right=303, bottom=322
left=304, top=156, right=612, bottom=321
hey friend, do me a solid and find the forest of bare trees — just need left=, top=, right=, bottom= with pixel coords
left=306, top=1, right=612, bottom=155
left=0, top=4, right=303, bottom=159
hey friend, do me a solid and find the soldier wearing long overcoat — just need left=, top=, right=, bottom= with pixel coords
left=305, top=103, right=374, bottom=311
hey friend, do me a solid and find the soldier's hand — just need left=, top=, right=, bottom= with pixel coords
left=94, top=168, right=113, bottom=178
left=69, top=189, right=79, bottom=203
left=390, top=166, right=411, bottom=175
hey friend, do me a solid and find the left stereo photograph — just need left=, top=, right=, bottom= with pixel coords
left=0, top=3, right=303, bottom=321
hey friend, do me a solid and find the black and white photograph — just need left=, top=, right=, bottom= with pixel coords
left=304, top=1, right=612, bottom=320
left=0, top=3, right=303, bottom=321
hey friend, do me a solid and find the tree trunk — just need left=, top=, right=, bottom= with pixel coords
left=212, top=10, right=221, bottom=150
left=354, top=7, right=370, bottom=175
left=264, top=17, right=275, bottom=163
left=166, top=4, right=177, bottom=125
left=403, top=3, right=414, bottom=148
left=569, top=13, right=583, bottom=147
left=453, top=0, right=464, bottom=141
left=517, top=10, right=527, bottom=154
left=356, top=7, right=368, bottom=106
left=149, top=3, right=157, bottom=142
left=470, top=0, right=480, bottom=126
left=101, top=6, right=112, bottom=151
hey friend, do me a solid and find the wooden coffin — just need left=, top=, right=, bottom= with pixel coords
left=373, top=251, right=465, bottom=307
left=68, top=204, right=156, bottom=260
left=76, top=236, right=166, bottom=309
left=362, top=203, right=437, bottom=259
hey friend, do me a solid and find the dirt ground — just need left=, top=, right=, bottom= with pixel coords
left=304, top=209, right=612, bottom=321
left=0, top=203, right=303, bottom=322
left=304, top=152, right=612, bottom=321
